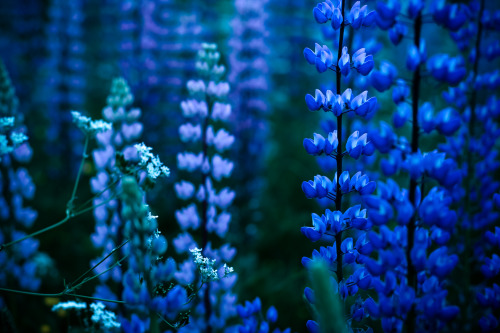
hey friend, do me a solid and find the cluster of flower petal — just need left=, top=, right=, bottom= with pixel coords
left=362, top=227, right=459, bottom=331
left=304, top=44, right=374, bottom=77
left=303, top=43, right=335, bottom=73
left=303, top=131, right=339, bottom=156
left=0, top=118, right=28, bottom=158
left=236, top=297, right=289, bottom=333
left=367, top=121, right=398, bottom=155
left=313, top=1, right=343, bottom=28
left=482, top=9, right=500, bottom=31
left=370, top=61, right=397, bottom=92
left=419, top=187, right=457, bottom=231
left=351, top=49, right=374, bottom=76
left=305, top=88, right=377, bottom=117
left=430, top=0, right=469, bottom=31
left=393, top=104, right=411, bottom=128
left=419, top=103, right=462, bottom=136
left=363, top=275, right=415, bottom=331
left=427, top=54, right=467, bottom=85
left=181, top=99, right=208, bottom=118
left=363, top=179, right=414, bottom=226
left=301, top=205, right=369, bottom=242
left=389, top=22, right=408, bottom=45
left=375, top=0, right=400, bottom=30
left=179, top=123, right=202, bottom=143
left=302, top=171, right=376, bottom=199
left=206, top=126, right=235, bottom=152
left=196, top=43, right=227, bottom=80
left=346, top=131, right=375, bottom=159
left=406, top=41, right=427, bottom=71
left=422, top=152, right=462, bottom=189
left=347, top=1, right=376, bottom=29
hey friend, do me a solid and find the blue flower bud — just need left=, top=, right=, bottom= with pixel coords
left=479, top=313, right=499, bottom=331
left=427, top=247, right=458, bottom=278
left=431, top=2, right=469, bottom=31
left=303, top=133, right=326, bottom=156
left=305, top=89, right=326, bottom=111
left=392, top=80, right=410, bottom=104
left=406, top=45, right=421, bottom=71
left=363, top=299, right=380, bottom=321
left=419, top=102, right=436, bottom=133
left=375, top=0, right=401, bottom=30
left=331, top=7, right=343, bottom=30
left=306, top=320, right=320, bottom=333
left=304, top=287, right=316, bottom=304
left=435, top=107, right=461, bottom=136
left=151, top=235, right=168, bottom=255
left=352, top=48, right=374, bottom=75
left=370, top=61, right=397, bottom=92
left=389, top=23, right=407, bottom=45
left=313, top=3, right=331, bottom=24
left=338, top=47, right=350, bottom=76
left=266, top=306, right=278, bottom=323
left=408, top=0, right=424, bottom=19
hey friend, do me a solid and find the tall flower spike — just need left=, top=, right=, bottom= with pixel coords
left=37, top=0, right=86, bottom=176
left=89, top=78, right=166, bottom=315
left=362, top=1, right=470, bottom=332
left=301, top=1, right=379, bottom=332
left=0, top=61, right=45, bottom=296
left=174, top=44, right=237, bottom=332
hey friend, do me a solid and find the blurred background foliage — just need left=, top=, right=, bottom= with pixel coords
left=0, top=0, right=498, bottom=332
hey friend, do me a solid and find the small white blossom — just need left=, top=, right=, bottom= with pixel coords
left=223, top=263, right=234, bottom=277
left=10, top=131, right=28, bottom=145
left=90, top=302, right=121, bottom=329
left=0, top=117, right=14, bottom=128
left=71, top=111, right=112, bottom=135
left=52, top=301, right=87, bottom=311
left=134, top=142, right=170, bottom=179
left=190, top=247, right=234, bottom=282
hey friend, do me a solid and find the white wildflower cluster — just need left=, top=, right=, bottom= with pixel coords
left=190, top=247, right=234, bottom=282
left=0, top=117, right=28, bottom=159
left=51, top=301, right=120, bottom=329
left=223, top=263, right=234, bottom=276
left=90, top=302, right=121, bottom=329
left=71, top=111, right=112, bottom=135
left=52, top=301, right=87, bottom=311
left=147, top=227, right=161, bottom=249
left=0, top=117, right=14, bottom=128
left=10, top=131, right=28, bottom=145
left=134, top=142, right=170, bottom=179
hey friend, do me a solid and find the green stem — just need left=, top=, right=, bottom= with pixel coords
left=0, top=244, right=129, bottom=304
left=0, top=288, right=124, bottom=305
left=71, top=239, right=130, bottom=288
left=67, top=135, right=89, bottom=215
left=0, top=195, right=117, bottom=251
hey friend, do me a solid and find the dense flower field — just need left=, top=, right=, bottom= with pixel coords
left=0, top=0, right=499, bottom=332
